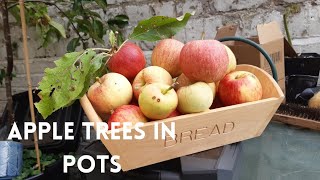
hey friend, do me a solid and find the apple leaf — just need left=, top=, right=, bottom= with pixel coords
left=35, top=50, right=107, bottom=119
left=129, top=12, right=194, bottom=41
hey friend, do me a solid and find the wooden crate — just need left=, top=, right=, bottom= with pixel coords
left=80, top=64, right=284, bottom=171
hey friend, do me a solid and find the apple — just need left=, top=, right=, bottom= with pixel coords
left=166, top=109, right=181, bottom=118
left=179, top=40, right=229, bottom=83
left=218, top=71, right=263, bottom=106
left=175, top=73, right=216, bottom=99
left=175, top=73, right=193, bottom=90
left=107, top=42, right=146, bottom=80
left=177, top=82, right=213, bottom=114
left=132, top=66, right=173, bottom=99
left=87, top=73, right=132, bottom=118
left=108, top=105, right=148, bottom=129
left=151, top=39, right=184, bottom=78
left=139, top=83, right=178, bottom=120
left=224, top=45, right=237, bottom=74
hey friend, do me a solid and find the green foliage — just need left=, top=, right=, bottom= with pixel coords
left=14, top=149, right=62, bottom=180
left=8, top=0, right=129, bottom=50
left=129, top=11, right=194, bottom=41
left=35, top=50, right=107, bottom=119
left=35, top=12, right=193, bottom=119
left=9, top=3, right=65, bottom=48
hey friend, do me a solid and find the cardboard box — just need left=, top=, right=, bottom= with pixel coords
left=215, top=21, right=285, bottom=88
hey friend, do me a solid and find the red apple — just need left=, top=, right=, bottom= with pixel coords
left=218, top=71, right=263, bottom=106
left=87, top=73, right=132, bottom=118
left=179, top=40, right=229, bottom=83
left=151, top=39, right=184, bottom=78
left=166, top=109, right=181, bottom=118
left=210, top=97, right=224, bottom=109
left=108, top=105, right=148, bottom=129
left=107, top=42, right=146, bottom=80
left=132, top=66, right=173, bottom=99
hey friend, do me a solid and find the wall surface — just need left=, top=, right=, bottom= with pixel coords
left=0, top=0, right=319, bottom=114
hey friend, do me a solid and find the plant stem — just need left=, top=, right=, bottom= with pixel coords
left=0, top=0, right=14, bottom=131
left=283, top=13, right=292, bottom=46
left=19, top=0, right=41, bottom=171
left=162, top=82, right=178, bottom=95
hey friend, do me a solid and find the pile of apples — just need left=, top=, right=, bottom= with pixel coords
left=87, top=39, right=263, bottom=128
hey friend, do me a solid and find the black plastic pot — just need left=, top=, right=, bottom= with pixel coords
left=0, top=90, right=83, bottom=154
left=0, top=141, right=23, bottom=180
left=285, top=53, right=320, bottom=104
left=25, top=159, right=68, bottom=180
left=81, top=141, right=242, bottom=180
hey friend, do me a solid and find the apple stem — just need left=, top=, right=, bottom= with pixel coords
left=201, top=32, right=205, bottom=40
left=110, top=109, right=115, bottom=114
left=96, top=77, right=102, bottom=84
left=162, top=82, right=179, bottom=94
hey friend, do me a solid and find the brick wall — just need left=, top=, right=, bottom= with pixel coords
left=0, top=0, right=320, bottom=115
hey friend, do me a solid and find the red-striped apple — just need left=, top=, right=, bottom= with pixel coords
left=177, top=82, right=213, bottom=114
left=132, top=66, right=173, bottom=99
left=88, top=73, right=132, bottom=118
left=180, top=40, right=229, bottom=83
left=108, top=105, right=148, bottom=129
left=219, top=71, right=263, bottom=106
left=107, top=42, right=146, bottom=80
left=139, top=83, right=178, bottom=120
left=151, top=39, right=184, bottom=78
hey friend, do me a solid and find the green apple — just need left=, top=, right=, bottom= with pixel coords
left=177, top=82, right=213, bottom=114
left=139, top=83, right=178, bottom=120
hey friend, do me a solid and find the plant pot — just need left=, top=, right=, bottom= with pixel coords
left=24, top=159, right=67, bottom=180
left=0, top=141, right=23, bottom=180
left=285, top=53, right=320, bottom=104
left=0, top=90, right=83, bottom=154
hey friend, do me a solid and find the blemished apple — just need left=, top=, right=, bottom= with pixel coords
left=177, top=82, right=213, bottom=114
left=107, top=42, right=146, bottom=80
left=108, top=105, right=148, bottom=129
left=151, top=39, right=184, bottom=78
left=224, top=45, right=237, bottom=74
left=87, top=73, right=132, bottom=118
left=175, top=73, right=216, bottom=99
left=132, top=66, right=173, bottom=99
left=218, top=71, right=263, bottom=106
left=139, top=83, right=178, bottom=120
left=179, top=40, right=229, bottom=83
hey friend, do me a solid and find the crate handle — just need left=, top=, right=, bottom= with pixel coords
left=218, top=36, right=278, bottom=81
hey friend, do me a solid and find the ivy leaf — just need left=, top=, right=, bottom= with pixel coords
left=95, top=0, right=108, bottom=10
left=67, top=38, right=80, bottom=52
left=35, top=51, right=94, bottom=119
left=48, top=20, right=66, bottom=38
left=129, top=12, right=194, bottom=41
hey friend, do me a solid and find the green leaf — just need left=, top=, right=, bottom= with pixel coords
left=129, top=12, right=194, bottom=41
left=95, top=0, right=108, bottom=9
left=48, top=20, right=66, bottom=38
left=109, top=31, right=116, bottom=47
left=35, top=50, right=108, bottom=119
left=108, top=14, right=129, bottom=29
left=67, top=38, right=81, bottom=52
